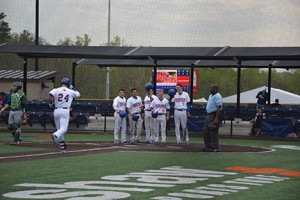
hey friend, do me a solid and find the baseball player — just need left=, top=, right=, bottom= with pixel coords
left=112, top=89, right=127, bottom=144
left=0, top=82, right=27, bottom=145
left=150, top=89, right=170, bottom=144
left=127, top=88, right=143, bottom=144
left=49, top=78, right=80, bottom=153
left=171, top=84, right=191, bottom=144
left=144, top=88, right=158, bottom=143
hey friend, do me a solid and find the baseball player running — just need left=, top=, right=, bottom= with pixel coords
left=150, top=89, right=170, bottom=144
left=127, top=88, right=143, bottom=144
left=144, top=88, right=158, bottom=143
left=49, top=78, right=80, bottom=153
left=112, top=89, right=127, bottom=144
left=0, top=82, right=27, bottom=145
left=171, top=84, right=191, bottom=144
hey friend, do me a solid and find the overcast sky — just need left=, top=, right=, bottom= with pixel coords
left=1, top=0, right=300, bottom=47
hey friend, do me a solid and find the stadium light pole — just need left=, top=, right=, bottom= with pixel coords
left=35, top=0, right=39, bottom=71
left=105, top=0, right=111, bottom=99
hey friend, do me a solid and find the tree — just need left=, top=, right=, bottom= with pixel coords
left=57, top=34, right=91, bottom=46
left=9, top=30, right=48, bottom=45
left=101, top=35, right=129, bottom=46
left=0, top=12, right=11, bottom=43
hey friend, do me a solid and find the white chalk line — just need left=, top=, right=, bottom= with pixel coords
left=0, top=146, right=120, bottom=160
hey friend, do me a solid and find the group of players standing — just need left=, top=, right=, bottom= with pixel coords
left=113, top=83, right=191, bottom=145
left=1, top=78, right=223, bottom=153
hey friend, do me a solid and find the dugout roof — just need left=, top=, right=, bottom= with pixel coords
left=1, top=44, right=300, bottom=61
left=0, top=44, right=299, bottom=116
left=0, top=70, right=57, bottom=80
left=77, top=59, right=300, bottom=68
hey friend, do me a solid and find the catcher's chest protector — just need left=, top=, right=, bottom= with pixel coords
left=10, top=92, right=24, bottom=110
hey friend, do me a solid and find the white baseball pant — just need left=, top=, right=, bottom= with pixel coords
left=174, top=110, right=189, bottom=143
left=53, top=108, right=70, bottom=142
left=128, top=114, right=143, bottom=142
left=114, top=112, right=127, bottom=143
left=144, top=111, right=154, bottom=142
left=153, top=114, right=167, bottom=143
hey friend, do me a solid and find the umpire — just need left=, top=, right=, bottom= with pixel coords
left=202, top=84, right=223, bottom=152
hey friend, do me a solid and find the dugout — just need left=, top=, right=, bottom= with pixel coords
left=0, top=69, right=56, bottom=100
left=0, top=44, right=300, bottom=118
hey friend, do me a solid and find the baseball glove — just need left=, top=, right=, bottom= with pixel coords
left=20, top=114, right=29, bottom=126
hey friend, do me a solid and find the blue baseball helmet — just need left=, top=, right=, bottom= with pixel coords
left=132, top=114, right=140, bottom=121
left=145, top=83, right=153, bottom=92
left=168, top=89, right=176, bottom=97
left=151, top=112, right=158, bottom=118
left=61, top=78, right=71, bottom=87
left=119, top=110, right=127, bottom=118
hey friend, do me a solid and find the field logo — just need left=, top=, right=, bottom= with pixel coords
left=271, top=145, right=300, bottom=151
left=2, top=166, right=294, bottom=199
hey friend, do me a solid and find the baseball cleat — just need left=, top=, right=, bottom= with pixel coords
left=185, top=141, right=189, bottom=145
left=10, top=141, right=19, bottom=145
left=114, top=140, right=119, bottom=145
left=61, top=149, right=66, bottom=153
left=51, top=135, right=58, bottom=147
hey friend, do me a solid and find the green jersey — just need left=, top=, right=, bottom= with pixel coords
left=9, top=91, right=27, bottom=111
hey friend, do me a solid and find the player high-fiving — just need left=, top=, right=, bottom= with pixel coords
left=49, top=78, right=80, bottom=153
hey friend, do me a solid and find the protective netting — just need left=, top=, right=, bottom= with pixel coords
left=1, top=0, right=300, bottom=47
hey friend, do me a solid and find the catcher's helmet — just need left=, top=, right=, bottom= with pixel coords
left=132, top=114, right=140, bottom=121
left=119, top=110, right=127, bottom=118
left=145, top=83, right=153, bottom=92
left=168, top=89, right=176, bottom=97
left=151, top=112, right=158, bottom=118
left=61, top=78, right=71, bottom=87
left=12, top=82, right=22, bottom=89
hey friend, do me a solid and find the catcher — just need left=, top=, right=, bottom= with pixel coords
left=0, top=82, right=28, bottom=145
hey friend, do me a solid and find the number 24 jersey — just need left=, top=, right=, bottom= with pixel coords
left=49, top=87, right=80, bottom=109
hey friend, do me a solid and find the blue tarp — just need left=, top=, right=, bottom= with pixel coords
left=261, top=118, right=292, bottom=137
left=187, top=116, right=205, bottom=132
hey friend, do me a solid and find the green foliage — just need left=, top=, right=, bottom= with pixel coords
left=196, top=68, right=237, bottom=98
left=101, top=35, right=130, bottom=46
left=0, top=12, right=11, bottom=43
left=57, top=33, right=91, bottom=46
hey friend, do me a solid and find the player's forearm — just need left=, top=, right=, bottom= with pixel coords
left=0, top=104, right=9, bottom=112
left=215, top=107, right=221, bottom=121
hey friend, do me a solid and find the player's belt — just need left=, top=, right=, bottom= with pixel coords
left=11, top=109, right=22, bottom=111
left=176, top=109, right=186, bottom=111
left=56, top=107, right=68, bottom=109
left=132, top=112, right=141, bottom=114
left=158, top=113, right=166, bottom=115
left=207, top=111, right=217, bottom=115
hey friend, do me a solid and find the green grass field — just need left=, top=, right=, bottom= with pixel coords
left=0, top=132, right=299, bottom=200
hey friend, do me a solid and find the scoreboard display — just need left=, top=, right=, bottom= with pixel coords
left=155, top=69, right=191, bottom=93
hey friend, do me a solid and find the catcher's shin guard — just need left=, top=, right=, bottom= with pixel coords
left=14, top=129, right=21, bottom=143
left=7, top=124, right=15, bottom=131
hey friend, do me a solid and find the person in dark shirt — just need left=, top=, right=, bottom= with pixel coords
left=271, top=99, right=281, bottom=107
left=256, top=86, right=269, bottom=111
left=250, top=108, right=266, bottom=136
